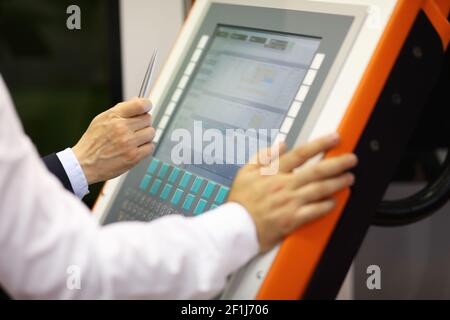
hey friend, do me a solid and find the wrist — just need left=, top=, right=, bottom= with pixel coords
left=72, top=144, right=97, bottom=185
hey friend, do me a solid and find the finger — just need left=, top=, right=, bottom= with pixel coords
left=136, top=143, right=155, bottom=161
left=133, top=127, right=156, bottom=147
left=128, top=113, right=152, bottom=131
left=292, top=199, right=336, bottom=229
left=298, top=173, right=355, bottom=203
left=247, top=143, right=286, bottom=168
left=292, top=154, right=357, bottom=187
left=277, top=133, right=340, bottom=173
left=114, top=98, right=152, bottom=118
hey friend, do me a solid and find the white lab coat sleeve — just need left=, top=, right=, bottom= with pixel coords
left=0, top=76, right=259, bottom=299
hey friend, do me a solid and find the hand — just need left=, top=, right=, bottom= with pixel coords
left=228, top=134, right=358, bottom=252
left=72, top=98, right=155, bottom=184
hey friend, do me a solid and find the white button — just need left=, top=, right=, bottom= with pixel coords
left=153, top=128, right=163, bottom=143
left=273, top=133, right=287, bottom=145
left=295, top=85, right=310, bottom=102
left=166, top=102, right=176, bottom=115
left=171, top=89, right=183, bottom=102
left=303, top=69, right=317, bottom=86
left=191, top=49, right=203, bottom=63
left=197, top=35, right=209, bottom=49
left=288, top=101, right=302, bottom=118
left=310, top=53, right=325, bottom=70
left=159, top=115, right=170, bottom=129
left=280, top=117, right=294, bottom=134
left=178, top=75, right=189, bottom=89
left=184, top=62, right=196, bottom=76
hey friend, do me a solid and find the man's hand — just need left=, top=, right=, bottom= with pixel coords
left=72, top=98, right=155, bottom=184
left=228, top=134, right=357, bottom=252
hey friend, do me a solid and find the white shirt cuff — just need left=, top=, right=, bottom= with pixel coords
left=56, top=148, right=89, bottom=199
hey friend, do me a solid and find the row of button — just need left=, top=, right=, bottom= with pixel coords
left=139, top=158, right=229, bottom=215
left=153, top=35, right=210, bottom=144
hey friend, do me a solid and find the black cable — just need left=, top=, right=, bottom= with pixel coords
left=373, top=149, right=450, bottom=226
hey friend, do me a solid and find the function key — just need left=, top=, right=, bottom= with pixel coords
left=147, top=158, right=160, bottom=175
left=191, top=176, right=204, bottom=194
left=193, top=199, right=208, bottom=215
left=139, top=174, right=151, bottom=191
left=171, top=188, right=183, bottom=206
left=157, top=163, right=170, bottom=179
left=202, top=181, right=217, bottom=199
left=168, top=167, right=181, bottom=184
left=182, top=194, right=195, bottom=211
left=160, top=184, right=173, bottom=200
left=179, top=172, right=192, bottom=189
left=214, top=186, right=229, bottom=204
left=149, top=179, right=162, bottom=195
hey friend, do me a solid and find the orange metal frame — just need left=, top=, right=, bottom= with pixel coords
left=256, top=0, right=449, bottom=300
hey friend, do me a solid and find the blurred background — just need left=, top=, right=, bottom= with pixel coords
left=0, top=0, right=191, bottom=206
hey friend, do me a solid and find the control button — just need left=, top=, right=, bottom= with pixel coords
left=288, top=101, right=302, bottom=118
left=295, top=85, right=310, bottom=102
left=179, top=172, right=192, bottom=189
left=303, top=69, right=317, bottom=86
left=168, top=167, right=181, bottom=184
left=139, top=174, right=151, bottom=191
left=197, top=35, right=209, bottom=49
left=171, top=188, right=183, bottom=206
left=160, top=184, right=173, bottom=200
left=191, top=49, right=203, bottom=63
left=166, top=102, right=176, bottom=115
left=149, top=179, right=162, bottom=195
left=194, top=199, right=208, bottom=215
left=154, top=128, right=163, bottom=143
left=172, top=89, right=183, bottom=102
left=280, top=117, right=294, bottom=134
left=184, top=62, right=196, bottom=76
left=191, top=176, right=204, bottom=194
left=310, top=53, right=325, bottom=70
left=147, top=158, right=160, bottom=175
left=214, top=186, right=229, bottom=204
left=157, top=163, right=170, bottom=179
left=159, top=115, right=170, bottom=129
left=273, top=133, right=287, bottom=145
left=182, top=194, right=195, bottom=211
left=202, top=181, right=217, bottom=199
left=177, top=75, right=189, bottom=89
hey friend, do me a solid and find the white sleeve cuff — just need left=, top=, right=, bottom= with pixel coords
left=56, top=148, right=89, bottom=199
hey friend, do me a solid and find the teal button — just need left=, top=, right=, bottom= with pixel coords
left=171, top=188, right=183, bottom=206
left=210, top=204, right=218, bottom=210
left=194, top=199, right=208, bottom=215
left=160, top=184, right=173, bottom=200
left=182, top=194, right=195, bottom=211
left=202, top=181, right=216, bottom=199
left=139, top=174, right=151, bottom=191
left=214, top=186, right=229, bottom=204
left=179, top=172, right=192, bottom=189
left=157, top=163, right=170, bottom=179
left=168, top=167, right=181, bottom=184
left=147, top=158, right=160, bottom=175
left=191, top=177, right=203, bottom=194
left=149, top=179, right=162, bottom=195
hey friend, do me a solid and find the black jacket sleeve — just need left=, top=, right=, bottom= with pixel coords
left=42, top=153, right=74, bottom=193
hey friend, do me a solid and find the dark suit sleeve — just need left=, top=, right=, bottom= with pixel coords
left=42, top=153, right=74, bottom=193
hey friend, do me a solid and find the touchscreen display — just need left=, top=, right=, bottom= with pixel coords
left=156, top=25, right=321, bottom=185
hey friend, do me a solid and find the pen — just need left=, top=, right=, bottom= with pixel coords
left=139, top=49, right=158, bottom=98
